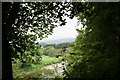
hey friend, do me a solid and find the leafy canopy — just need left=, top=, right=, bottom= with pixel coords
left=64, top=2, right=120, bottom=79
left=3, top=2, right=75, bottom=57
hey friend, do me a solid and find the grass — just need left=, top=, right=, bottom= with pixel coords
left=40, top=55, right=60, bottom=65
left=12, top=55, right=62, bottom=78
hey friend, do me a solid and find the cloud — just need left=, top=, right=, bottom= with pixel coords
left=37, top=17, right=82, bottom=42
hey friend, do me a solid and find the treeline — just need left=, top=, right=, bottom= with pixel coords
left=41, top=42, right=71, bottom=57
left=43, top=42, right=71, bottom=49
left=12, top=42, right=71, bottom=67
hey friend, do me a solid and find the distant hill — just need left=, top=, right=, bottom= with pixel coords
left=39, top=38, right=75, bottom=45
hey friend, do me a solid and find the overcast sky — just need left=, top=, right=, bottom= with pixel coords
left=37, top=17, right=82, bottom=42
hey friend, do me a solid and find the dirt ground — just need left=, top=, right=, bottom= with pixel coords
left=42, top=63, right=63, bottom=69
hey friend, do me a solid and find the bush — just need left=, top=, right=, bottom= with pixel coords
left=19, top=62, right=32, bottom=71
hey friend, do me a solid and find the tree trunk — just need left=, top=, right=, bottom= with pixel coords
left=2, top=37, right=13, bottom=80
left=2, top=2, right=20, bottom=80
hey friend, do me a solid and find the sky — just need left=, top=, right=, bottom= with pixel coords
left=37, top=17, right=82, bottom=42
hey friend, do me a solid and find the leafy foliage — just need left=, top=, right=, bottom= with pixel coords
left=3, top=2, right=74, bottom=58
left=64, top=2, right=120, bottom=80
left=3, top=2, right=74, bottom=79
left=4, top=2, right=120, bottom=80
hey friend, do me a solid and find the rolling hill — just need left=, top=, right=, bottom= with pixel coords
left=39, top=38, right=75, bottom=45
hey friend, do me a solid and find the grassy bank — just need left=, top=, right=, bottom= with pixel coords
left=12, top=55, right=62, bottom=78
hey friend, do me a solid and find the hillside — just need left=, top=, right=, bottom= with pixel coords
left=39, top=38, right=75, bottom=45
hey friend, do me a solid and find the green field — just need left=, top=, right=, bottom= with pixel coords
left=12, top=55, right=62, bottom=78
left=40, top=55, right=62, bottom=65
